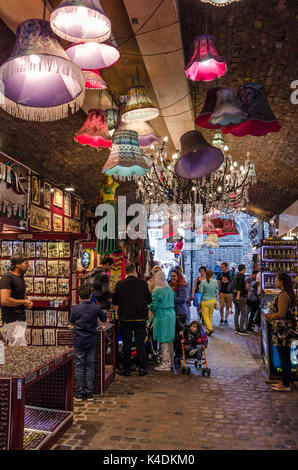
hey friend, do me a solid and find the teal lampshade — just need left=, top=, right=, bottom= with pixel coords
left=102, top=130, right=149, bottom=181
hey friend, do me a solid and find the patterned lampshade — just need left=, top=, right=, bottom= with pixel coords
left=210, top=88, right=243, bottom=126
left=0, top=19, right=85, bottom=122
left=195, top=87, right=223, bottom=129
left=66, top=41, right=120, bottom=70
left=174, top=130, right=224, bottom=179
left=118, top=119, right=161, bottom=148
left=106, top=108, right=119, bottom=131
left=103, top=130, right=149, bottom=180
left=82, top=69, right=107, bottom=89
left=50, top=0, right=111, bottom=43
left=185, top=35, right=227, bottom=82
left=74, top=109, right=112, bottom=148
left=223, top=83, right=281, bottom=137
left=122, top=86, right=159, bottom=123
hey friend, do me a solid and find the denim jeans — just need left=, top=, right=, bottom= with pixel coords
left=277, top=346, right=292, bottom=387
left=120, top=321, right=146, bottom=372
left=233, top=297, right=247, bottom=330
left=74, top=347, right=96, bottom=397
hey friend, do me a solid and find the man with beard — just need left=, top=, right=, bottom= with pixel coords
left=0, top=255, right=33, bottom=346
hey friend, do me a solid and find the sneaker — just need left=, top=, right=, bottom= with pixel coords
left=154, top=364, right=171, bottom=371
left=224, top=320, right=229, bottom=326
left=271, top=384, right=291, bottom=392
left=219, top=319, right=224, bottom=326
left=238, top=330, right=250, bottom=336
left=74, top=396, right=83, bottom=402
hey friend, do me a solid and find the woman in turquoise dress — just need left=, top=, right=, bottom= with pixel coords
left=148, top=271, right=176, bottom=371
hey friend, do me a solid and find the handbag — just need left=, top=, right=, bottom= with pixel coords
left=194, top=292, right=202, bottom=307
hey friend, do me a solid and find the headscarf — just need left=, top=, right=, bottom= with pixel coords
left=154, top=271, right=169, bottom=290
left=169, top=270, right=188, bottom=292
left=147, top=265, right=162, bottom=293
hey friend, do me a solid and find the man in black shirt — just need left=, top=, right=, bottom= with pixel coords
left=112, top=262, right=152, bottom=377
left=217, top=262, right=233, bottom=326
left=0, top=255, right=33, bottom=345
left=233, top=264, right=249, bottom=336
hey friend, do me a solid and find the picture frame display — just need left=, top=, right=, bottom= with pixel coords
left=13, top=241, right=24, bottom=256
left=48, top=242, right=59, bottom=258
left=1, top=241, right=12, bottom=257
left=44, top=182, right=52, bottom=209
left=45, top=310, right=57, bottom=327
left=64, top=193, right=72, bottom=217
left=57, top=311, right=69, bottom=327
left=58, top=278, right=69, bottom=295
left=59, top=242, right=71, bottom=258
left=24, top=277, right=34, bottom=294
left=53, top=187, right=63, bottom=209
left=24, top=242, right=36, bottom=258
left=36, top=241, right=47, bottom=258
left=30, top=205, right=51, bottom=231
left=74, top=197, right=81, bottom=220
left=27, top=260, right=35, bottom=277
left=47, top=260, right=59, bottom=277
left=34, top=277, right=45, bottom=294
left=53, top=214, right=63, bottom=232
left=35, top=260, right=47, bottom=277
left=59, top=261, right=70, bottom=277
left=46, top=278, right=58, bottom=295
left=32, top=175, right=41, bottom=205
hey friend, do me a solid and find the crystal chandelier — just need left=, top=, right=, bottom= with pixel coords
left=136, top=138, right=257, bottom=214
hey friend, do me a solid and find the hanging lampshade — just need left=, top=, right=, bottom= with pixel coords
left=210, top=88, right=243, bottom=126
left=0, top=19, right=85, bottom=122
left=106, top=108, right=119, bottom=131
left=212, top=132, right=224, bottom=149
left=118, top=119, right=161, bottom=148
left=66, top=42, right=120, bottom=70
left=195, top=88, right=223, bottom=129
left=185, top=35, right=227, bottom=82
left=200, top=0, right=241, bottom=6
left=74, top=109, right=112, bottom=148
left=223, top=83, right=281, bottom=137
left=103, top=130, right=149, bottom=181
left=50, top=0, right=111, bottom=43
left=82, top=69, right=107, bottom=89
left=204, top=233, right=219, bottom=248
left=174, top=130, right=223, bottom=180
left=121, top=86, right=159, bottom=123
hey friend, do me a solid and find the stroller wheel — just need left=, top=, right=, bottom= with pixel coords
left=202, top=368, right=206, bottom=376
left=207, top=368, right=211, bottom=376
left=186, top=367, right=191, bottom=375
left=182, top=367, right=186, bottom=374
left=194, top=361, right=198, bottom=369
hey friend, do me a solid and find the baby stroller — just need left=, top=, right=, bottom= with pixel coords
left=174, top=324, right=211, bottom=376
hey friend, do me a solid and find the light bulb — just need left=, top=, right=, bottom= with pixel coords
left=224, top=145, right=229, bottom=152
left=30, top=54, right=41, bottom=65
left=163, top=136, right=168, bottom=142
left=230, top=166, right=234, bottom=172
left=172, top=153, right=178, bottom=159
left=240, top=166, right=244, bottom=171
left=218, top=186, right=222, bottom=192
left=150, top=144, right=155, bottom=150
left=234, top=162, right=238, bottom=167
left=192, top=187, right=196, bottom=191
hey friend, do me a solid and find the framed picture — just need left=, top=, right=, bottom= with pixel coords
left=26, top=328, right=31, bottom=346
left=64, top=193, right=72, bottom=217
left=53, top=187, right=63, bottom=209
left=47, top=260, right=59, bottom=277
left=59, top=261, right=70, bottom=277
left=58, top=278, right=69, bottom=295
left=35, top=260, right=47, bottom=277
left=46, top=278, right=58, bottom=295
left=0, top=162, right=5, bottom=181
left=25, top=310, right=33, bottom=327
left=64, top=217, right=72, bottom=233
left=33, top=310, right=45, bottom=327
left=34, top=277, right=45, bottom=294
left=32, top=175, right=41, bottom=205
left=24, top=242, right=36, bottom=258
left=48, top=242, right=59, bottom=258
left=74, top=197, right=81, bottom=220
left=36, top=241, right=47, bottom=258
left=59, top=242, right=71, bottom=258
left=24, top=277, right=34, bottom=294
left=57, top=311, right=69, bottom=327
left=1, top=241, right=12, bottom=257
left=45, top=310, right=57, bottom=327
left=30, top=205, right=51, bottom=231
left=44, top=182, right=52, bottom=209
left=32, top=329, right=43, bottom=346
left=44, top=329, right=56, bottom=346
left=27, top=260, right=35, bottom=277
left=13, top=241, right=24, bottom=256
left=53, top=214, right=63, bottom=232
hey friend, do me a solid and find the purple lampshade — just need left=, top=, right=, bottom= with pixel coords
left=195, top=87, right=223, bottom=129
left=65, top=41, right=120, bottom=70
left=0, top=19, right=85, bottom=121
left=50, top=0, right=111, bottom=43
left=174, top=130, right=223, bottom=179
left=185, top=35, right=227, bottom=82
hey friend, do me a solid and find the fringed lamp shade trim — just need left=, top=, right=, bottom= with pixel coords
left=222, top=83, right=281, bottom=137
left=66, top=42, right=120, bottom=70
left=0, top=19, right=85, bottom=122
left=74, top=109, right=112, bottom=148
left=122, top=86, right=159, bottom=123
left=50, top=0, right=111, bottom=43
left=185, top=35, right=227, bottom=82
left=82, top=69, right=107, bottom=89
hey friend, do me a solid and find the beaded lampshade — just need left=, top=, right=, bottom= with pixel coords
left=50, top=0, right=111, bottom=43
left=200, top=0, right=241, bottom=5
left=210, top=88, right=243, bottom=126
left=103, top=130, right=149, bottom=181
left=121, top=86, right=159, bottom=123
left=82, top=69, right=107, bottom=89
left=195, top=87, right=223, bottom=129
left=66, top=41, right=120, bottom=70
left=222, top=83, right=281, bottom=137
left=185, top=35, right=227, bottom=82
left=0, top=19, right=85, bottom=122
left=118, top=119, right=161, bottom=148
left=174, top=130, right=224, bottom=180
left=74, top=109, right=112, bottom=148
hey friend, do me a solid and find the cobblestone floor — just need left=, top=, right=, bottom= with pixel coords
left=52, top=311, right=298, bottom=451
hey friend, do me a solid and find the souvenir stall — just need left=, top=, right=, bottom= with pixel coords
left=260, top=239, right=298, bottom=379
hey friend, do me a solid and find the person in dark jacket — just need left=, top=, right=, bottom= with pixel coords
left=70, top=284, right=107, bottom=402
left=112, top=262, right=152, bottom=377
left=169, top=270, right=190, bottom=327
left=84, top=256, right=114, bottom=309
left=233, top=264, right=249, bottom=335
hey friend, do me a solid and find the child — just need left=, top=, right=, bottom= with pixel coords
left=181, top=320, right=208, bottom=360
left=70, top=284, right=107, bottom=402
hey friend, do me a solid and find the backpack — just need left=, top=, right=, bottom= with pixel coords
left=228, top=273, right=238, bottom=294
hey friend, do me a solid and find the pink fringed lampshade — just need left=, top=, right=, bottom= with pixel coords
left=66, top=41, right=120, bottom=70
left=82, top=69, right=107, bottom=89
left=50, top=0, right=111, bottom=43
left=74, top=109, right=112, bottom=148
left=0, top=19, right=85, bottom=122
left=185, top=35, right=227, bottom=82
left=174, top=130, right=224, bottom=180
left=210, top=88, right=243, bottom=127
left=222, top=83, right=281, bottom=137
left=195, top=87, right=223, bottom=129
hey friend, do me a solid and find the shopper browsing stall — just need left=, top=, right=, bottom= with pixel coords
left=85, top=255, right=114, bottom=309
left=70, top=284, right=107, bottom=402
left=0, top=255, right=33, bottom=346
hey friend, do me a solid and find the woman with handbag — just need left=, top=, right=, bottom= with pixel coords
left=192, top=267, right=207, bottom=319
left=265, top=273, right=296, bottom=392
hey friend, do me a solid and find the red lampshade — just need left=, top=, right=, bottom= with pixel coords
left=82, top=69, right=107, bottom=89
left=195, top=87, right=223, bottom=129
left=223, top=83, right=281, bottom=137
left=185, top=35, right=227, bottom=82
left=74, top=109, right=112, bottom=148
